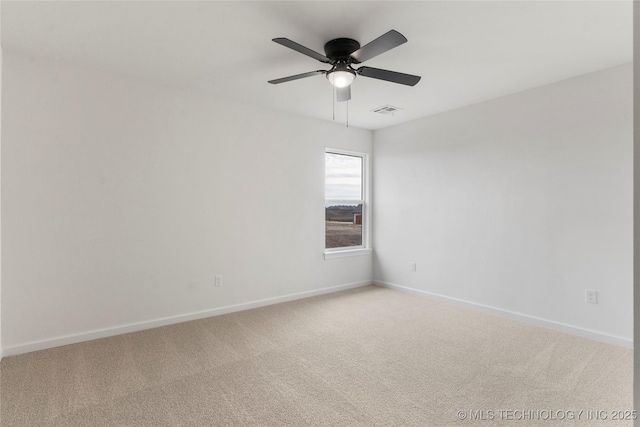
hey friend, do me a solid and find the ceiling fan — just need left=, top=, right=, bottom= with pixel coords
left=268, top=30, right=421, bottom=102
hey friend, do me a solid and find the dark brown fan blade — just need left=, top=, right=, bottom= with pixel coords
left=357, top=66, right=421, bottom=86
left=268, top=70, right=326, bottom=84
left=336, top=86, right=351, bottom=102
left=349, top=30, right=407, bottom=63
left=272, top=38, right=331, bottom=63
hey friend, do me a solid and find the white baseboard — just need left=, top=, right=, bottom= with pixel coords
left=374, top=280, right=632, bottom=349
left=2, top=280, right=372, bottom=357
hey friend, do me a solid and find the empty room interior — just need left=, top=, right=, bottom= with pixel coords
left=0, top=1, right=636, bottom=426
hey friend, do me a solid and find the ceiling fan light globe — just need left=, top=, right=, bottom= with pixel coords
left=327, top=70, right=355, bottom=88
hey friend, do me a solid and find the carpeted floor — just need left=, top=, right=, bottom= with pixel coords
left=0, top=285, right=633, bottom=426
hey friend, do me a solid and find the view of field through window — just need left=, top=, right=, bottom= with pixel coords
left=325, top=152, right=364, bottom=249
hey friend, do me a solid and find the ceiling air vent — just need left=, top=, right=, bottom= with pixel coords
left=372, top=105, right=403, bottom=115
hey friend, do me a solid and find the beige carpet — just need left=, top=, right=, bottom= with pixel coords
left=0, top=285, right=632, bottom=426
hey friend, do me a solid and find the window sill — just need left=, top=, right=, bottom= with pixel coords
left=324, top=248, right=372, bottom=260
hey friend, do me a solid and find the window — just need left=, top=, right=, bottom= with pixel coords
left=325, top=150, right=369, bottom=254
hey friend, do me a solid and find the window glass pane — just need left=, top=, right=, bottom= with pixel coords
left=325, top=202, right=363, bottom=249
left=325, top=153, right=362, bottom=200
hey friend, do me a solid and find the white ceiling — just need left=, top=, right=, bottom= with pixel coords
left=1, top=1, right=633, bottom=130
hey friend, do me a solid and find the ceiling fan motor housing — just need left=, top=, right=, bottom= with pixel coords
left=324, top=38, right=361, bottom=62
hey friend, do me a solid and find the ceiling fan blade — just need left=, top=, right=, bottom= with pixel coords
left=268, top=70, right=326, bottom=84
left=272, top=38, right=331, bottom=64
left=336, top=86, right=351, bottom=102
left=357, top=66, right=421, bottom=86
left=349, top=30, right=407, bottom=63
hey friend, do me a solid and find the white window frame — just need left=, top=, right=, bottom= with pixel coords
left=324, top=148, right=372, bottom=260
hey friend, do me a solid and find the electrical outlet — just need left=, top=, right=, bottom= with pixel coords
left=409, top=262, right=416, bottom=272
left=585, top=289, right=597, bottom=304
left=215, top=275, right=223, bottom=287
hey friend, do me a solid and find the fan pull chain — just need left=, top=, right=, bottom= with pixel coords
left=332, top=86, right=335, bottom=121
left=346, top=100, right=349, bottom=128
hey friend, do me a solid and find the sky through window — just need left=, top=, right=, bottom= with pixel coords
left=325, top=153, right=362, bottom=200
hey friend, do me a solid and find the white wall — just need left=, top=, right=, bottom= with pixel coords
left=633, top=1, right=639, bottom=419
left=373, top=64, right=633, bottom=346
left=1, top=51, right=373, bottom=355
left=0, top=1, right=3, bottom=362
